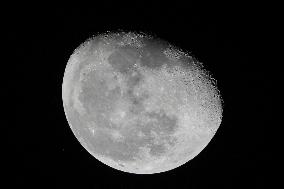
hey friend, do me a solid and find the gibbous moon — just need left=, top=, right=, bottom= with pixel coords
left=62, top=31, right=223, bottom=174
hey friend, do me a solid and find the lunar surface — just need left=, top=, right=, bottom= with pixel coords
left=62, top=32, right=222, bottom=174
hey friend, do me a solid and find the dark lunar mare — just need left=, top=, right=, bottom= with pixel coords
left=107, top=45, right=140, bottom=74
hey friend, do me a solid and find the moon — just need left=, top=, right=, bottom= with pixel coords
left=62, top=32, right=222, bottom=174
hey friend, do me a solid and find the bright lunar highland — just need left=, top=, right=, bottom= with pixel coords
left=62, top=32, right=222, bottom=174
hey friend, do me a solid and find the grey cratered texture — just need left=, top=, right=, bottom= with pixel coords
left=62, top=33, right=222, bottom=174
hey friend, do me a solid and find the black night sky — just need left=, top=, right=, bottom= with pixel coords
left=15, top=2, right=269, bottom=188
